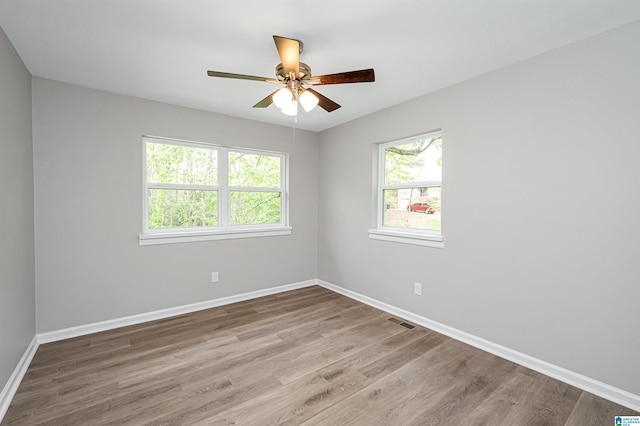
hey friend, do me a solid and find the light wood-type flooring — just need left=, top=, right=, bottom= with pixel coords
left=3, top=286, right=638, bottom=425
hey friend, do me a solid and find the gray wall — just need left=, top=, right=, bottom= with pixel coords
left=32, top=79, right=318, bottom=332
left=318, top=21, right=640, bottom=395
left=0, top=27, right=35, bottom=387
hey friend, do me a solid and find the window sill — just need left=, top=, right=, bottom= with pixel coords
left=368, top=229, right=444, bottom=249
left=139, top=226, right=292, bottom=246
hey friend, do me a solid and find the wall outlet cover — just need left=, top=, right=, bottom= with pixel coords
left=414, top=282, right=422, bottom=296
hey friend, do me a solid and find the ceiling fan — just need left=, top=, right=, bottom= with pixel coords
left=207, top=35, right=375, bottom=116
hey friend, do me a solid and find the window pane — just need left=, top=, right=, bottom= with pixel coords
left=382, top=187, right=441, bottom=231
left=146, top=142, right=217, bottom=185
left=148, top=189, right=218, bottom=228
left=230, top=191, right=281, bottom=225
left=228, top=152, right=281, bottom=188
left=384, top=136, right=442, bottom=185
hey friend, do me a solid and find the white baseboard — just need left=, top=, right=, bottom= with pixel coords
left=3, top=278, right=638, bottom=424
left=0, top=336, right=39, bottom=422
left=316, top=279, right=640, bottom=412
left=37, top=279, right=317, bottom=344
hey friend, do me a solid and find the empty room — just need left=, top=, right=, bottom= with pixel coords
left=1, top=1, right=639, bottom=424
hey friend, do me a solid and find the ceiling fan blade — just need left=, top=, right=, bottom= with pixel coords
left=253, top=90, right=278, bottom=108
left=308, top=68, right=375, bottom=85
left=273, top=35, right=300, bottom=78
left=207, top=70, right=277, bottom=83
left=306, top=88, right=341, bottom=112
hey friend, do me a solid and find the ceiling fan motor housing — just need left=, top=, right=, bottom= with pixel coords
left=276, top=62, right=312, bottom=81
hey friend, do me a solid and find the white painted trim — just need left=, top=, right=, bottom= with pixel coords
left=368, top=229, right=444, bottom=248
left=0, top=336, right=39, bottom=422
left=139, top=226, right=292, bottom=246
left=37, top=279, right=316, bottom=344
left=316, top=279, right=640, bottom=412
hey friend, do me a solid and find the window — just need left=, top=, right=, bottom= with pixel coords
left=369, top=130, right=444, bottom=248
left=140, top=136, right=289, bottom=245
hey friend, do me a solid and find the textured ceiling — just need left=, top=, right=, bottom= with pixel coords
left=1, top=0, right=639, bottom=132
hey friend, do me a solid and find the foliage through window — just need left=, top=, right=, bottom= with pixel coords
left=377, top=131, right=442, bottom=238
left=143, top=137, right=287, bottom=236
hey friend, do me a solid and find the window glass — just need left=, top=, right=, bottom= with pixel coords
left=382, top=187, right=441, bottom=231
left=378, top=131, right=442, bottom=234
left=146, top=142, right=217, bottom=185
left=228, top=152, right=281, bottom=188
left=148, top=189, right=218, bottom=229
left=385, top=139, right=442, bottom=185
left=230, top=191, right=281, bottom=225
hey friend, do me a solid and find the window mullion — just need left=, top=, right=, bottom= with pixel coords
left=147, top=183, right=219, bottom=191
left=381, top=182, right=441, bottom=191
left=228, top=187, right=281, bottom=192
left=219, top=147, right=229, bottom=227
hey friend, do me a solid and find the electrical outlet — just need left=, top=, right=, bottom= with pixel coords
left=211, top=272, right=219, bottom=283
left=414, top=282, right=422, bottom=296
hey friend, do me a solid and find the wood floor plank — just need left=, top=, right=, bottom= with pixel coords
left=402, top=351, right=520, bottom=425
left=206, top=325, right=426, bottom=424
left=300, top=339, right=481, bottom=425
left=461, top=367, right=543, bottom=424
left=498, top=373, right=583, bottom=425
left=3, top=286, right=638, bottom=425
left=270, top=316, right=404, bottom=385
left=30, top=377, right=182, bottom=426
left=565, top=391, right=638, bottom=425
left=205, top=370, right=337, bottom=425
left=231, top=296, right=356, bottom=341
left=358, top=327, right=446, bottom=381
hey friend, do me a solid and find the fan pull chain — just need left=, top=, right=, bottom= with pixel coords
left=292, top=116, right=297, bottom=139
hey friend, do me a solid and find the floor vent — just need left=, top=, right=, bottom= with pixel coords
left=388, top=318, right=415, bottom=329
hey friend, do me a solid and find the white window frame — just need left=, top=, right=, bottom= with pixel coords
left=368, top=130, right=444, bottom=248
left=139, top=135, right=290, bottom=246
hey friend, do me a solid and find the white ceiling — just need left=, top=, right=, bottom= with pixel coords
left=1, top=1, right=639, bottom=132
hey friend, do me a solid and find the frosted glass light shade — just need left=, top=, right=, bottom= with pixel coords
left=273, top=87, right=294, bottom=109
left=280, top=99, right=298, bottom=116
left=299, top=90, right=319, bottom=112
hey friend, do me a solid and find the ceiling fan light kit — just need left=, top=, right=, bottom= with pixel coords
left=299, top=89, right=319, bottom=112
left=280, top=94, right=299, bottom=116
left=207, top=35, right=375, bottom=117
left=272, top=87, right=294, bottom=109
